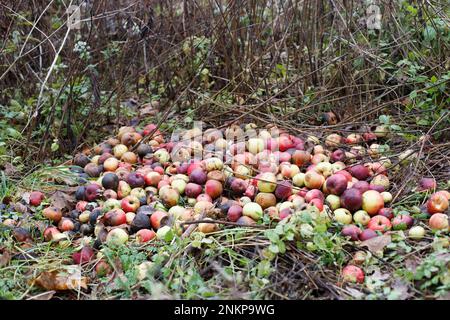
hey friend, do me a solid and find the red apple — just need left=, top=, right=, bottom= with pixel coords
left=227, top=205, right=243, bottom=222
left=340, top=188, right=362, bottom=212
left=85, top=184, right=101, bottom=202
left=205, top=180, right=223, bottom=199
left=330, top=149, right=346, bottom=163
left=121, top=195, right=141, bottom=213
left=352, top=181, right=370, bottom=194
left=127, top=172, right=145, bottom=188
left=185, top=182, right=203, bottom=198
left=391, top=214, right=414, bottom=230
left=104, top=208, right=127, bottom=226
left=136, top=229, right=156, bottom=243
left=368, top=215, right=392, bottom=232
left=378, top=207, right=393, bottom=219
left=429, top=213, right=449, bottom=231
left=359, top=228, right=378, bottom=241
left=341, top=225, right=362, bottom=241
left=274, top=180, right=293, bottom=200
left=150, top=211, right=169, bottom=230
left=43, top=227, right=61, bottom=241
left=291, top=150, right=311, bottom=167
left=309, top=198, right=324, bottom=211
left=326, top=174, right=348, bottom=195
left=196, top=193, right=212, bottom=203
left=418, top=177, right=437, bottom=191
left=29, top=191, right=44, bottom=206
left=72, top=246, right=95, bottom=265
left=427, top=192, right=449, bottom=214
left=58, top=218, right=75, bottom=232
left=42, top=207, right=62, bottom=222
left=342, top=265, right=364, bottom=284
left=189, top=168, right=207, bottom=185
left=305, top=189, right=324, bottom=203
left=348, top=164, right=370, bottom=181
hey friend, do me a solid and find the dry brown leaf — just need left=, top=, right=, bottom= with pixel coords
left=49, top=191, right=74, bottom=210
left=33, top=266, right=88, bottom=291
left=139, top=103, right=158, bottom=117
left=360, top=234, right=391, bottom=253
left=0, top=250, right=11, bottom=267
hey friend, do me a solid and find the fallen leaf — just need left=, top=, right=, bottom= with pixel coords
left=360, top=234, right=391, bottom=253
left=389, top=279, right=411, bottom=300
left=21, top=192, right=31, bottom=205
left=0, top=250, right=11, bottom=267
left=139, top=103, right=158, bottom=117
left=49, top=191, right=73, bottom=210
left=33, top=265, right=88, bottom=291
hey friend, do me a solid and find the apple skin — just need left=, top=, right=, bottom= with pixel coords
left=408, top=226, right=425, bottom=240
left=185, top=183, right=203, bottom=198
left=127, top=172, right=145, bottom=189
left=367, top=215, right=392, bottom=232
left=104, top=208, right=127, bottom=226
left=340, top=188, right=363, bottom=212
left=348, top=165, right=370, bottom=180
left=136, top=229, right=156, bottom=243
left=325, top=194, right=341, bottom=210
left=29, top=191, right=45, bottom=206
left=43, top=207, right=62, bottom=222
left=257, top=173, right=277, bottom=193
left=106, top=228, right=129, bottom=246
left=43, top=227, right=61, bottom=241
left=418, top=177, right=437, bottom=191
left=144, top=172, right=162, bottom=187
left=428, top=213, right=449, bottom=231
left=333, top=208, right=353, bottom=224
left=362, top=190, right=384, bottom=216
left=308, top=198, right=324, bottom=211
left=72, top=246, right=95, bottom=265
left=242, top=202, right=263, bottom=221
left=342, top=265, right=364, bottom=284
left=341, top=225, right=362, bottom=241
left=255, top=192, right=277, bottom=209
left=330, top=149, right=346, bottom=163
left=189, top=168, right=208, bottom=185
left=305, top=189, right=324, bottom=203
left=121, top=195, right=141, bottom=213
left=150, top=211, right=169, bottom=230
left=391, top=214, right=414, bottom=230
left=304, top=171, right=325, bottom=190
left=227, top=205, right=243, bottom=222
left=359, top=229, right=378, bottom=241
left=427, top=192, right=449, bottom=214
left=378, top=208, right=393, bottom=220
left=325, top=174, right=348, bottom=195
left=291, top=150, right=311, bottom=167
left=85, top=184, right=101, bottom=202
left=274, top=180, right=293, bottom=200
left=204, top=180, right=223, bottom=199
left=353, top=210, right=371, bottom=226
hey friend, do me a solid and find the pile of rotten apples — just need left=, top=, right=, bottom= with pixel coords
left=23, top=123, right=450, bottom=280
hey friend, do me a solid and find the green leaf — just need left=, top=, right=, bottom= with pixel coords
left=409, top=90, right=418, bottom=99
left=423, top=26, right=436, bottom=42
left=6, top=128, right=22, bottom=139
left=379, top=115, right=390, bottom=125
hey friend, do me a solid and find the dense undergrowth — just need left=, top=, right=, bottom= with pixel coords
left=0, top=0, right=449, bottom=300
